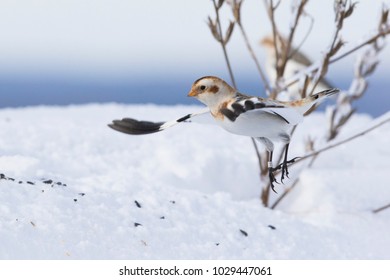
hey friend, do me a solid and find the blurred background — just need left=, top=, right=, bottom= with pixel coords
left=0, top=0, right=389, bottom=116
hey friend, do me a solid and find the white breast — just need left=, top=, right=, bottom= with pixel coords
left=218, top=110, right=293, bottom=142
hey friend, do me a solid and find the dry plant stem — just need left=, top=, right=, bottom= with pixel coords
left=212, top=0, right=237, bottom=88
left=373, top=203, right=390, bottom=214
left=237, top=21, right=271, bottom=93
left=263, top=0, right=281, bottom=98
left=293, top=116, right=390, bottom=165
left=284, top=28, right=390, bottom=90
left=278, top=0, right=308, bottom=78
left=271, top=116, right=390, bottom=209
left=251, top=137, right=264, bottom=172
left=330, top=30, right=390, bottom=64
left=263, top=0, right=280, bottom=65
left=309, top=23, right=342, bottom=96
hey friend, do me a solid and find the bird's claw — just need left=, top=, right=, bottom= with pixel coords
left=268, top=167, right=279, bottom=193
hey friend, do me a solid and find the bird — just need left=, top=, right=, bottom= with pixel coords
left=109, top=76, right=339, bottom=192
left=260, top=35, right=334, bottom=100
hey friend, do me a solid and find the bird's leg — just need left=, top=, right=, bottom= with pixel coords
left=281, top=144, right=290, bottom=182
left=267, top=151, right=278, bottom=193
left=273, top=143, right=300, bottom=183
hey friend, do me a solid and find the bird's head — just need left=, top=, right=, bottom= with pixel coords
left=260, top=35, right=287, bottom=57
left=260, top=35, right=275, bottom=49
left=187, top=76, right=236, bottom=108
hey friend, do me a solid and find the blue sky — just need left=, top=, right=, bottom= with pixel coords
left=0, top=1, right=389, bottom=115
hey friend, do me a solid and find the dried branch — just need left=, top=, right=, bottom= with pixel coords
left=307, top=0, right=354, bottom=96
left=284, top=19, right=390, bottom=91
left=373, top=203, right=390, bottom=214
left=271, top=114, right=390, bottom=209
left=209, top=0, right=237, bottom=87
left=263, top=0, right=281, bottom=68
left=277, top=0, right=309, bottom=79
left=229, top=0, right=271, bottom=93
left=292, top=115, right=390, bottom=166
left=250, top=137, right=265, bottom=174
left=326, top=5, right=389, bottom=141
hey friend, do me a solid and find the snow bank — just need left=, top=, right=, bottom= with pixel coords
left=0, top=104, right=389, bottom=259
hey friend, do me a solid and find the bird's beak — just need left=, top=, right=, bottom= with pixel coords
left=187, top=89, right=197, bottom=97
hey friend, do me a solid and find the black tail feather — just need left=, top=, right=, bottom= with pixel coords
left=108, top=118, right=165, bottom=135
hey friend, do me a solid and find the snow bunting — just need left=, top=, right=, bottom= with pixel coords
left=109, top=76, right=339, bottom=192
left=261, top=35, right=334, bottom=99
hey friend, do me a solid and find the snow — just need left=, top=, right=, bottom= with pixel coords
left=0, top=104, right=389, bottom=259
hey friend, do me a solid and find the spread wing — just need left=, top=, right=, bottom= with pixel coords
left=108, top=108, right=210, bottom=135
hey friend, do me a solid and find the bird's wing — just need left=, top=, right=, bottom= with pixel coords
left=221, top=97, right=304, bottom=125
left=108, top=108, right=210, bottom=135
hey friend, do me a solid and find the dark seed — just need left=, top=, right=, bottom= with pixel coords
left=43, top=179, right=53, bottom=184
left=160, top=216, right=165, bottom=219
left=239, top=229, right=248, bottom=237
left=215, top=243, right=220, bottom=246
left=27, top=181, right=35, bottom=185
left=134, top=200, right=142, bottom=208
left=170, top=200, right=176, bottom=204
left=268, top=225, right=276, bottom=230
left=73, top=199, right=77, bottom=202
left=78, top=193, right=86, bottom=196
left=134, top=222, right=142, bottom=227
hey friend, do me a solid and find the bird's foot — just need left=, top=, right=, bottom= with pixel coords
left=274, top=157, right=300, bottom=183
left=268, top=167, right=279, bottom=193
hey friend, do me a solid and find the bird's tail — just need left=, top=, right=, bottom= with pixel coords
left=309, top=88, right=339, bottom=101
left=289, top=88, right=339, bottom=115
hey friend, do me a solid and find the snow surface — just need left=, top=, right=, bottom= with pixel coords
left=0, top=104, right=389, bottom=259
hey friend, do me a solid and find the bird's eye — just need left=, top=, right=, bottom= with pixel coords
left=199, top=85, right=206, bottom=91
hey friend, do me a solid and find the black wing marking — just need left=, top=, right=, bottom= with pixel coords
left=222, top=96, right=284, bottom=122
left=108, top=118, right=165, bottom=135
left=221, top=108, right=239, bottom=122
left=269, top=110, right=289, bottom=124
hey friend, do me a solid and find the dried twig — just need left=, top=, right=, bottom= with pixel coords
left=373, top=203, right=390, bottom=214
left=291, top=115, right=390, bottom=166
left=278, top=0, right=309, bottom=79
left=271, top=115, right=390, bottom=209
left=229, top=0, right=271, bottom=93
left=326, top=6, right=389, bottom=141
left=269, top=4, right=390, bottom=208
left=307, top=1, right=356, bottom=96
left=209, top=0, right=237, bottom=87
left=284, top=22, right=390, bottom=91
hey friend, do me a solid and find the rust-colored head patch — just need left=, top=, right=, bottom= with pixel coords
left=260, top=36, right=274, bottom=47
left=209, top=85, right=219, bottom=94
